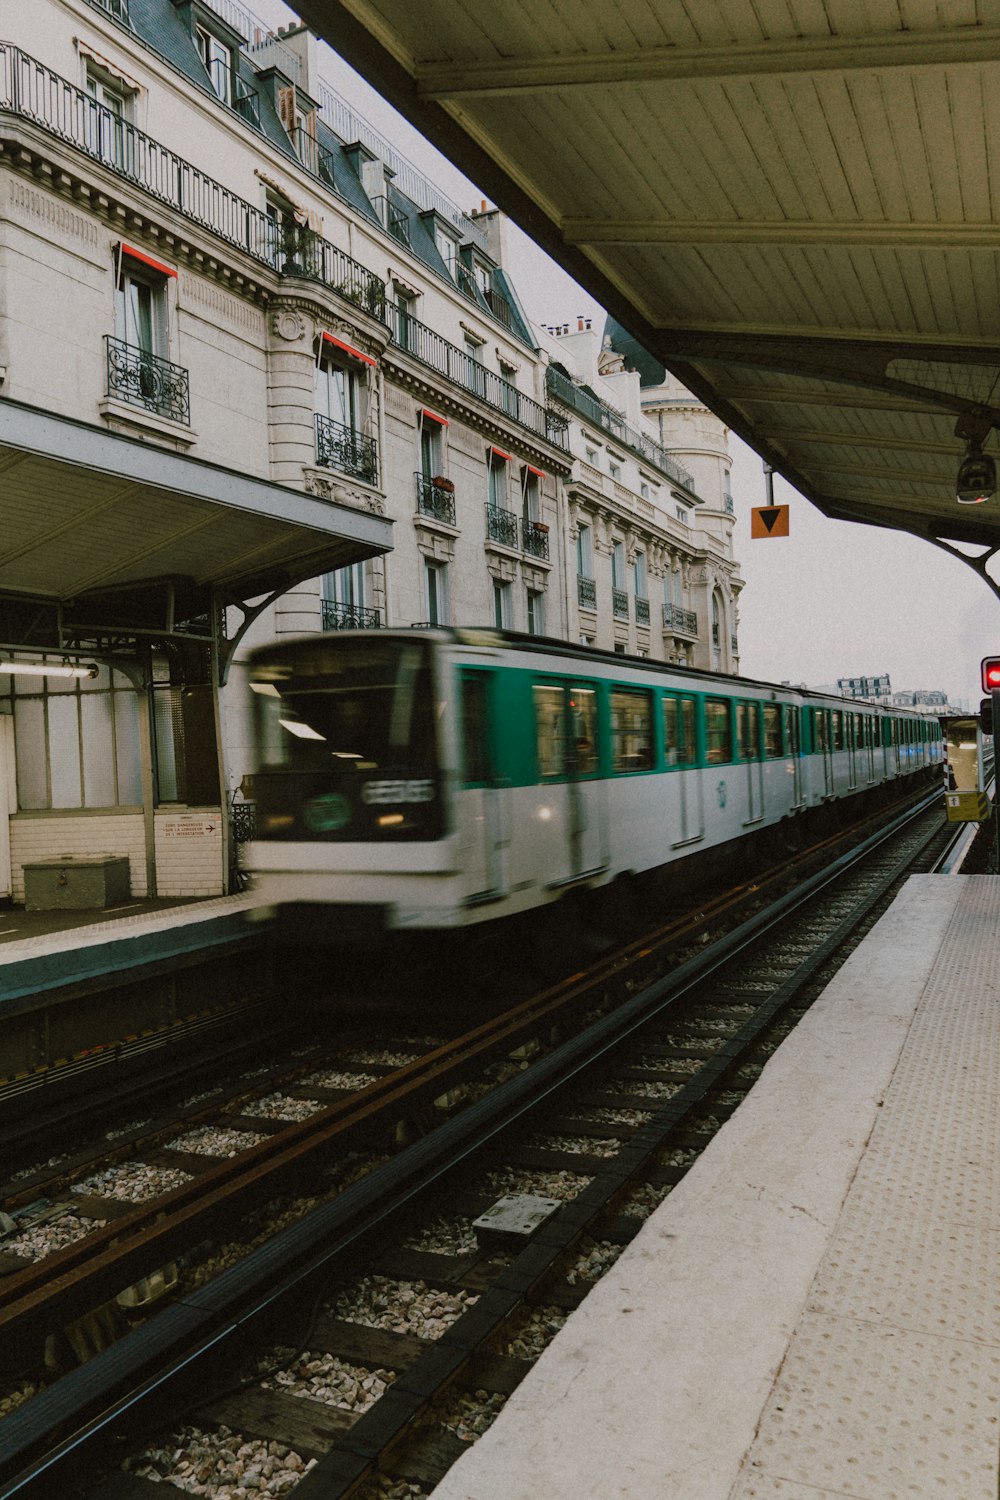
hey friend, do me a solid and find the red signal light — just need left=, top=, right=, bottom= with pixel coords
left=981, top=657, right=1000, bottom=692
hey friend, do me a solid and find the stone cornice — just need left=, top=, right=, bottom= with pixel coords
left=382, top=353, right=572, bottom=474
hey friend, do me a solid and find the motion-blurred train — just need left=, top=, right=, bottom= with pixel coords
left=244, top=629, right=942, bottom=939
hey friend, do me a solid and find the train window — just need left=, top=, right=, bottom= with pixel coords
left=533, top=682, right=598, bottom=778
left=832, top=712, right=845, bottom=751
left=534, top=685, right=565, bottom=777
left=782, top=704, right=800, bottom=754
left=814, top=709, right=829, bottom=752
left=663, top=694, right=697, bottom=766
left=611, top=689, right=653, bottom=772
left=854, top=712, right=864, bottom=748
left=737, top=701, right=760, bottom=761
left=705, top=698, right=732, bottom=764
left=461, top=670, right=491, bottom=785
left=763, top=704, right=783, bottom=757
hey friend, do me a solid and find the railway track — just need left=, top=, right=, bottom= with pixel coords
left=0, top=785, right=958, bottom=1499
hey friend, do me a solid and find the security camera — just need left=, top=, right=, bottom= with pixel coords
left=956, top=444, right=996, bottom=504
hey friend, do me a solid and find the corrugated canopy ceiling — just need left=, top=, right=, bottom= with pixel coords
left=302, top=0, right=1000, bottom=569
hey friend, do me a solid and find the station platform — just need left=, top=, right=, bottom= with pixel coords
left=432, top=874, right=1000, bottom=1500
left=0, top=892, right=272, bottom=1007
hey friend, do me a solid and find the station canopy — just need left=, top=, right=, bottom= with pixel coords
left=307, top=0, right=1000, bottom=579
left=0, top=401, right=392, bottom=645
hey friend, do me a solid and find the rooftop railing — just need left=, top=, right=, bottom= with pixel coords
left=547, top=366, right=698, bottom=492
left=0, top=45, right=386, bottom=318
left=385, top=302, right=567, bottom=448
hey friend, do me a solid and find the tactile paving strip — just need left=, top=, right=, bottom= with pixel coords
left=731, top=877, right=1000, bottom=1500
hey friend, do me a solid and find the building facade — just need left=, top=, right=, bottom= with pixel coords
left=0, top=0, right=746, bottom=903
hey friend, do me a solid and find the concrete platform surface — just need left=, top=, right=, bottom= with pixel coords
left=0, top=892, right=273, bottom=1004
left=430, top=875, right=1000, bottom=1500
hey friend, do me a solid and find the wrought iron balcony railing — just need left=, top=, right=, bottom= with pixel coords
left=635, top=595, right=650, bottom=625
left=663, top=603, right=698, bottom=636
left=204, top=57, right=261, bottom=129
left=370, top=196, right=411, bottom=248
left=315, top=414, right=379, bottom=486
left=522, top=519, right=550, bottom=560
left=415, top=473, right=457, bottom=525
left=613, top=587, right=629, bottom=619
left=546, top=365, right=698, bottom=493
left=287, top=123, right=337, bottom=185
left=384, top=302, right=567, bottom=448
left=578, top=575, right=597, bottom=609
left=321, top=598, right=381, bottom=631
left=0, top=46, right=386, bottom=320
left=105, top=336, right=190, bottom=424
left=486, top=504, right=519, bottom=548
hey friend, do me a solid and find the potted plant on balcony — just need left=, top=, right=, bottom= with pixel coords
left=431, top=475, right=455, bottom=493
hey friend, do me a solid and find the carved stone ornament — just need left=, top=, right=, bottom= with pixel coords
left=272, top=307, right=306, bottom=342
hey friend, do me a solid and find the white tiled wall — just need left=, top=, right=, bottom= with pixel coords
left=153, top=809, right=225, bottom=897
left=8, top=814, right=147, bottom=902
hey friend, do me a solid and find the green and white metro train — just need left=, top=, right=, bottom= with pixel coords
left=245, top=628, right=943, bottom=935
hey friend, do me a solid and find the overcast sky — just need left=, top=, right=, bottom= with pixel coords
left=262, top=7, right=998, bottom=709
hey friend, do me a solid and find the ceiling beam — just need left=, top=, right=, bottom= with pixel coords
left=563, top=219, right=1000, bottom=248
left=708, top=385, right=942, bottom=413
left=790, top=458, right=951, bottom=486
left=414, top=25, right=1000, bottom=98
left=762, top=428, right=963, bottom=457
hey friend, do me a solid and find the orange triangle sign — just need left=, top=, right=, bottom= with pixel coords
left=751, top=503, right=790, bottom=538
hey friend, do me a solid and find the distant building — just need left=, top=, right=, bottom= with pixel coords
left=837, top=675, right=892, bottom=704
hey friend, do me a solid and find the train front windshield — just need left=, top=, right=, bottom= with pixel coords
left=250, top=638, right=443, bottom=841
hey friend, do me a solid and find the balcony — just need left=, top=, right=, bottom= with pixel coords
left=635, top=595, right=650, bottom=625
left=105, top=336, right=190, bottom=424
left=486, top=504, right=519, bottom=548
left=578, top=575, right=597, bottom=610
left=384, top=303, right=567, bottom=448
left=663, top=603, right=698, bottom=636
left=546, top=365, right=698, bottom=493
left=415, top=473, right=456, bottom=526
left=315, top=414, right=379, bottom=486
left=522, top=518, right=550, bottom=560
left=0, top=47, right=386, bottom=322
left=613, top=587, right=629, bottom=619
left=322, top=599, right=381, bottom=630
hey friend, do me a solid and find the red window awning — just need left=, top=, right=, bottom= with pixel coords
left=321, top=331, right=378, bottom=368
left=524, top=464, right=547, bottom=478
left=420, top=408, right=449, bottom=425
left=119, top=242, right=177, bottom=279
left=490, top=446, right=513, bottom=461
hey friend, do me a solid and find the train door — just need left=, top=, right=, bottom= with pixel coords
left=664, top=692, right=703, bottom=843
left=864, top=714, right=876, bottom=782
left=534, top=679, right=607, bottom=882
left=459, top=669, right=507, bottom=903
left=846, top=711, right=858, bottom=789
left=738, top=700, right=764, bottom=822
left=816, top=708, right=834, bottom=796
left=0, top=716, right=11, bottom=900
left=783, top=704, right=804, bottom=807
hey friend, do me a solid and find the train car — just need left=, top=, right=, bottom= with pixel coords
left=244, top=629, right=942, bottom=940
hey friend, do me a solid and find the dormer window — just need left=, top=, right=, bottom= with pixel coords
left=434, top=225, right=459, bottom=279
left=196, top=24, right=234, bottom=105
